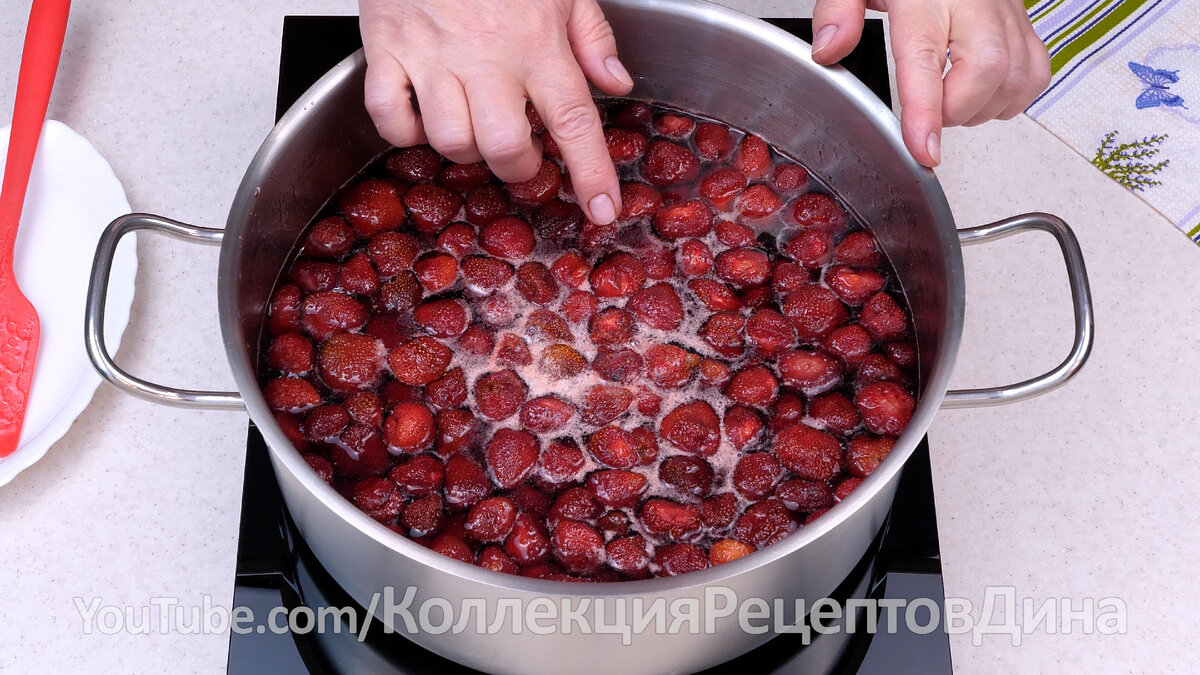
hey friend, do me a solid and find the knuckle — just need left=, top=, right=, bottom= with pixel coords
left=484, top=131, right=535, bottom=163
left=971, top=41, right=1011, bottom=80
left=577, top=17, right=616, bottom=48
left=897, top=43, right=946, bottom=75
left=427, top=126, right=477, bottom=157
left=546, top=99, right=602, bottom=143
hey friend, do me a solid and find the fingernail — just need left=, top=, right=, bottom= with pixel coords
left=926, top=132, right=941, bottom=166
left=605, top=56, right=634, bottom=88
left=588, top=193, right=617, bottom=225
left=811, top=25, right=838, bottom=56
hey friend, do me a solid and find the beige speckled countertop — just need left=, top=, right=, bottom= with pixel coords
left=1, top=1, right=1197, bottom=673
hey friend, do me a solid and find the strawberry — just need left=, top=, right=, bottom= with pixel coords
left=859, top=292, right=909, bottom=341
left=485, top=428, right=539, bottom=489
left=782, top=284, right=848, bottom=341
left=733, top=452, right=783, bottom=500
left=464, top=496, right=517, bottom=542
left=344, top=391, right=384, bottom=427
left=479, top=216, right=535, bottom=259
left=653, top=113, right=695, bottom=138
left=581, top=386, right=634, bottom=427
left=644, top=344, right=699, bottom=389
left=341, top=178, right=406, bottom=237
left=460, top=255, right=514, bottom=294
left=591, top=347, right=643, bottom=383
left=305, top=216, right=355, bottom=260
left=652, top=200, right=713, bottom=239
left=531, top=199, right=583, bottom=242
left=745, top=308, right=796, bottom=355
left=387, top=336, right=452, bottom=386
left=264, top=377, right=321, bottom=413
left=303, top=454, right=334, bottom=483
left=597, top=509, right=631, bottom=537
left=551, top=252, right=590, bottom=289
left=823, top=324, right=872, bottom=367
left=723, top=405, right=764, bottom=450
left=724, top=365, right=780, bottom=409
left=337, top=252, right=379, bottom=295
left=377, top=274, right=423, bottom=314
left=613, top=101, right=654, bottom=130
left=412, top=252, right=458, bottom=292
left=771, top=162, right=809, bottom=192
left=782, top=228, right=833, bottom=268
left=678, top=239, right=714, bottom=277
left=626, top=282, right=684, bottom=330
left=378, top=380, right=424, bottom=407
left=520, top=395, right=576, bottom=433
left=699, top=167, right=747, bottom=209
left=353, top=477, right=405, bottom=523
left=289, top=259, right=340, bottom=293
left=578, top=219, right=618, bottom=254
left=715, top=247, right=771, bottom=288
left=856, top=353, right=906, bottom=389
left=698, top=358, right=731, bottom=388
left=462, top=183, right=510, bottom=227
left=827, top=265, right=885, bottom=306
left=301, top=291, right=368, bottom=340
left=770, top=392, right=806, bottom=433
left=660, top=400, right=721, bottom=456
left=659, top=455, right=715, bottom=499
left=809, top=392, right=860, bottom=436
left=694, top=122, right=734, bottom=160
left=640, top=499, right=703, bottom=540
left=268, top=332, right=314, bottom=376
left=515, top=261, right=559, bottom=305
left=444, top=454, right=490, bottom=510
left=587, top=309, right=635, bottom=347
left=583, top=426, right=637, bottom=468
left=506, top=159, right=562, bottom=207
left=834, top=477, right=864, bottom=502
left=587, top=470, right=648, bottom=508
left=699, top=311, right=746, bottom=358
left=790, top=192, right=849, bottom=234
left=434, top=409, right=478, bottom=457
left=656, top=543, right=709, bottom=576
left=435, top=223, right=476, bottom=258
left=700, top=492, right=739, bottom=532
left=770, top=260, right=809, bottom=294
left=414, top=298, right=469, bottom=338
left=636, top=387, right=663, bottom=416
left=389, top=454, right=445, bottom=497
left=715, top=220, right=756, bottom=247
left=473, top=369, right=528, bottom=421
left=709, top=539, right=755, bottom=565
left=368, top=231, right=419, bottom=279
left=430, top=533, right=474, bottom=564
left=834, top=230, right=883, bottom=266
left=732, top=499, right=795, bottom=548
left=847, top=434, right=896, bottom=478
left=318, top=333, right=384, bottom=394
left=537, top=343, right=587, bottom=380
left=619, top=182, right=662, bottom=221
left=505, top=511, right=551, bottom=565
left=437, top=162, right=494, bottom=194
left=590, top=253, right=647, bottom=297
left=332, top=423, right=393, bottom=479
left=737, top=184, right=782, bottom=219
left=457, top=323, right=495, bottom=356
left=777, top=349, right=844, bottom=395
left=605, top=127, right=648, bottom=161
left=777, top=478, right=835, bottom=512
left=687, top=278, right=744, bottom=312
left=304, top=405, right=349, bottom=442
left=773, top=423, right=842, bottom=482
left=477, top=545, right=519, bottom=575
left=606, top=536, right=651, bottom=578
left=524, top=309, right=573, bottom=342
left=382, top=401, right=435, bottom=452
left=734, top=135, right=771, bottom=178
left=268, top=284, right=303, bottom=335
left=403, top=183, right=462, bottom=235
left=562, top=290, right=599, bottom=323
left=538, top=438, right=585, bottom=486
left=552, top=521, right=605, bottom=574
left=854, top=381, right=914, bottom=435
left=548, top=487, right=602, bottom=525
left=425, top=367, right=468, bottom=411
left=883, top=340, right=917, bottom=369
left=643, top=139, right=700, bottom=187
left=385, top=145, right=442, bottom=182
left=478, top=294, right=517, bottom=328
left=640, top=244, right=676, bottom=280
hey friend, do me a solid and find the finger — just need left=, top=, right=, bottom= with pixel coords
left=527, top=58, right=620, bottom=225
left=941, top=5, right=1011, bottom=127
left=363, top=52, right=426, bottom=147
left=464, top=76, right=543, bottom=182
left=410, top=72, right=483, bottom=164
left=810, top=0, right=869, bottom=65
left=997, top=28, right=1051, bottom=120
left=963, top=15, right=1030, bottom=126
left=889, top=4, right=949, bottom=167
left=565, top=0, right=634, bottom=95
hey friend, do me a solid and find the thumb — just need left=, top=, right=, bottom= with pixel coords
left=811, top=0, right=868, bottom=65
left=565, top=0, right=635, bottom=95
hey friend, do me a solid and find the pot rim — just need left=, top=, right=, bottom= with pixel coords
left=219, top=0, right=963, bottom=596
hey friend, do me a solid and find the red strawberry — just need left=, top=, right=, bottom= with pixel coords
left=777, top=349, right=844, bottom=395
left=344, top=391, right=384, bottom=427
left=289, top=260, right=340, bottom=293
left=524, top=309, right=573, bottom=342
left=859, top=292, right=909, bottom=341
left=477, top=545, right=519, bottom=574
left=733, top=452, right=783, bottom=500
left=539, top=438, right=585, bottom=486
left=460, top=183, right=511, bottom=227
left=387, top=337, right=452, bottom=386
left=782, top=228, right=833, bottom=268
left=591, top=347, right=643, bottom=383
left=745, top=308, right=796, bottom=355
left=698, top=358, right=731, bottom=388
left=377, top=275, right=421, bottom=315
left=434, top=409, right=478, bottom=457
left=457, top=324, right=494, bottom=356
left=619, top=182, right=662, bottom=221
left=537, top=343, right=587, bottom=380
left=640, top=244, right=676, bottom=280
left=694, top=122, right=734, bottom=160
left=548, top=487, right=602, bottom=525
left=715, top=247, right=770, bottom=288
left=790, top=192, right=849, bottom=234
left=520, top=395, right=576, bottom=433
left=883, top=340, right=917, bottom=369
left=562, top=290, right=599, bottom=323
left=368, top=231, right=419, bottom=278
left=732, top=499, right=795, bottom=547
left=444, top=455, right=490, bottom=510
left=653, top=113, right=695, bottom=138
left=353, top=477, right=405, bottom=523
left=834, top=230, right=883, bottom=266
left=700, top=311, right=746, bottom=358
left=505, top=512, right=551, bottom=565
left=385, top=145, right=442, bottom=182
left=734, top=135, right=771, bottom=178
left=382, top=401, right=435, bottom=452
left=485, top=428, right=539, bottom=489
left=478, top=291, right=516, bottom=328
left=777, top=478, right=835, bottom=512
left=336, top=253, right=379, bottom=295
left=506, top=159, right=562, bottom=207
left=332, top=423, right=393, bottom=479
left=532, top=199, right=584, bottom=243
left=301, top=291, right=368, bottom=340
left=640, top=499, right=703, bottom=540
left=414, top=298, right=469, bottom=338
left=552, top=521, right=605, bottom=574
left=614, top=101, right=653, bottom=130
left=460, top=255, right=514, bottom=294
left=319, top=333, right=384, bottom=394
left=687, top=278, right=743, bottom=312
left=715, top=220, right=756, bottom=247
left=585, top=426, right=639, bottom=468
left=659, top=455, right=715, bottom=499
left=432, top=224, right=473, bottom=259
left=607, top=536, right=651, bottom=578
left=834, top=477, right=864, bottom=502
left=305, top=216, right=355, bottom=259
left=823, top=324, right=872, bottom=367
left=268, top=284, right=303, bottom=335
left=473, top=369, right=528, bottom=421
left=412, top=252, right=458, bottom=292
left=699, top=167, right=747, bottom=209
left=854, top=381, right=914, bottom=436
left=403, top=183, right=462, bottom=235
left=425, top=367, right=468, bottom=411
left=652, top=200, right=713, bottom=239
left=827, top=265, right=886, bottom=306
left=737, top=184, right=782, bottom=219
left=725, top=366, right=780, bottom=409
left=268, top=332, right=314, bottom=376
left=597, top=509, right=631, bottom=537
left=551, top=252, right=589, bottom=288
left=772, top=162, right=809, bottom=192
left=590, top=252, right=647, bottom=298
left=479, top=216, right=535, bottom=260
left=303, top=453, right=334, bottom=483
left=264, top=377, right=321, bottom=413
left=771, top=260, right=809, bottom=294
left=587, top=470, right=648, bottom=508
left=656, top=543, right=709, bottom=576
left=588, top=307, right=635, bottom=345
left=581, top=386, right=634, bottom=427
left=723, top=405, right=764, bottom=450
left=626, top=282, right=684, bottom=330
left=678, top=239, right=714, bottom=277
left=700, top=492, right=739, bottom=532
left=856, top=353, right=907, bottom=389
left=643, top=139, right=700, bottom=186
left=303, top=405, right=349, bottom=442
left=809, top=392, right=860, bottom=436
left=710, top=539, right=755, bottom=565
left=643, top=344, right=699, bottom=389
left=605, top=127, right=648, bottom=161
left=782, top=284, right=849, bottom=341
left=515, top=262, right=559, bottom=305
left=430, top=533, right=474, bottom=563
left=660, top=400, right=721, bottom=456
left=464, top=496, right=517, bottom=542
left=847, top=434, right=896, bottom=478
left=389, top=455, right=445, bottom=497
left=770, top=392, right=806, bottom=433
left=341, top=178, right=406, bottom=237
left=636, top=387, right=663, bottom=416
left=774, top=423, right=842, bottom=482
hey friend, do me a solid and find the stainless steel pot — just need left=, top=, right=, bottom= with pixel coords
left=84, top=1, right=1094, bottom=672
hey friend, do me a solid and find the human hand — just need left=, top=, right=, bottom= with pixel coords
left=358, top=0, right=634, bottom=224
left=810, top=0, right=1051, bottom=167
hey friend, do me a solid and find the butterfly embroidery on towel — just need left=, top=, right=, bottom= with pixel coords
left=1129, top=62, right=1186, bottom=109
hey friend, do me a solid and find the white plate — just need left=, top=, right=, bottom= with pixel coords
left=0, top=120, right=137, bottom=486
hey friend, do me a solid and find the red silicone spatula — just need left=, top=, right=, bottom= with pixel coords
left=0, top=0, right=71, bottom=457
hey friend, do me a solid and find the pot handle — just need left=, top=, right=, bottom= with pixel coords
left=941, top=212, right=1094, bottom=408
left=85, top=213, right=245, bottom=410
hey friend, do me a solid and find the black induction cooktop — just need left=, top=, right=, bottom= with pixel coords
left=226, top=15, right=951, bottom=675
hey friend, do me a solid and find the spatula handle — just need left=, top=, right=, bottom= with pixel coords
left=0, top=0, right=71, bottom=269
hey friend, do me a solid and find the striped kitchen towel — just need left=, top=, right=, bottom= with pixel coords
left=1024, top=0, right=1200, bottom=244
